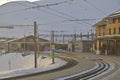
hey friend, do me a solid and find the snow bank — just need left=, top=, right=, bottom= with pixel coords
left=0, top=53, right=67, bottom=79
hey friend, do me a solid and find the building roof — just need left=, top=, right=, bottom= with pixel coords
left=93, top=19, right=107, bottom=26
left=7, top=35, right=49, bottom=43
left=94, top=10, right=120, bottom=27
left=0, top=40, right=6, bottom=42
left=107, top=10, right=120, bottom=18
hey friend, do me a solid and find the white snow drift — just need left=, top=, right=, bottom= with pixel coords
left=0, top=53, right=67, bottom=79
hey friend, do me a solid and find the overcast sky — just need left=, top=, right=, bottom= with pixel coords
left=0, top=0, right=120, bottom=39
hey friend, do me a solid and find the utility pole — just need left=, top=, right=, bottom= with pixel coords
left=24, top=35, right=26, bottom=54
left=63, top=34, right=65, bottom=44
left=8, top=59, right=11, bottom=70
left=55, top=35, right=57, bottom=44
left=34, top=21, right=38, bottom=68
left=37, top=34, right=40, bottom=58
left=91, top=29, right=94, bottom=40
left=74, top=26, right=76, bottom=41
left=87, top=32, right=89, bottom=40
left=80, top=32, right=82, bottom=40
left=50, top=31, right=55, bottom=64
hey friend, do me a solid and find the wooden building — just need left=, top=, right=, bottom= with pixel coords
left=0, top=40, right=6, bottom=50
left=94, top=10, right=120, bottom=55
left=5, top=35, right=50, bottom=53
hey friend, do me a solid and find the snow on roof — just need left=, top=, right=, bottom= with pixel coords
left=0, top=40, right=6, bottom=42
left=114, top=10, right=120, bottom=14
left=94, top=20, right=107, bottom=26
left=94, top=10, right=120, bottom=26
left=7, top=35, right=49, bottom=43
left=7, top=37, right=22, bottom=43
left=6, top=35, right=31, bottom=43
left=108, top=10, right=120, bottom=18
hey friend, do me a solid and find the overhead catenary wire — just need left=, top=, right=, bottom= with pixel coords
left=0, top=24, right=33, bottom=27
left=0, top=0, right=101, bottom=27
left=3, top=0, right=83, bottom=24
left=12, top=0, right=91, bottom=26
left=27, top=0, right=84, bottom=22
left=0, top=0, right=102, bottom=22
left=46, top=7, right=91, bottom=26
left=28, top=0, right=99, bottom=26
left=24, top=1, right=92, bottom=26
left=37, top=18, right=98, bottom=26
left=83, top=0, right=107, bottom=15
left=25, top=0, right=68, bottom=10
left=0, top=1, right=69, bottom=27
left=0, top=0, right=73, bottom=16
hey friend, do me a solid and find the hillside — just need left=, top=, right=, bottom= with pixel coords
left=0, top=0, right=119, bottom=38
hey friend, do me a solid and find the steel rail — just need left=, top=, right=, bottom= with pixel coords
left=57, top=62, right=111, bottom=80
left=81, top=63, right=110, bottom=80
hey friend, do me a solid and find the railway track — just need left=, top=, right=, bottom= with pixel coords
left=2, top=55, right=78, bottom=80
left=57, top=61, right=112, bottom=80
left=1, top=53, right=113, bottom=80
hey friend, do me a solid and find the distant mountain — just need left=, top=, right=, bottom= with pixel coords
left=0, top=0, right=119, bottom=38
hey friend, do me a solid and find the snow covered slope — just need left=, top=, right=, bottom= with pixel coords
left=0, top=0, right=120, bottom=37
left=0, top=53, right=66, bottom=76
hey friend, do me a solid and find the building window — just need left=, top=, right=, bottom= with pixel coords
left=103, top=32, right=105, bottom=35
left=109, top=28, right=111, bottom=34
left=99, top=33, right=101, bottom=36
left=114, top=28, right=116, bottom=34
left=109, top=18, right=116, bottom=24
left=102, top=26, right=105, bottom=29
left=119, top=27, right=120, bottom=34
left=118, top=17, right=120, bottom=23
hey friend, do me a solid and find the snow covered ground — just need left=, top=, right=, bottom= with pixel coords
left=0, top=53, right=67, bottom=79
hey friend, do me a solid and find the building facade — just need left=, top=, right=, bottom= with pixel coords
left=94, top=10, right=120, bottom=55
left=68, top=40, right=93, bottom=53
left=5, top=35, right=50, bottom=53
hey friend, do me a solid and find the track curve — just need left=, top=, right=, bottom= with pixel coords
left=57, top=61, right=112, bottom=80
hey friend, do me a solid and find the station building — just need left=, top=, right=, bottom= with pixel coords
left=94, top=10, right=120, bottom=55
left=5, top=35, right=50, bottom=53
left=68, top=40, right=93, bottom=53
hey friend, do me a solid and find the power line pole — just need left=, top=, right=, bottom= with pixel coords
left=34, top=21, right=38, bottom=68
left=8, top=59, right=11, bottom=70
left=63, top=34, right=65, bottom=44
left=24, top=35, right=26, bottom=54
left=50, top=31, right=55, bottom=64
left=37, top=34, right=40, bottom=58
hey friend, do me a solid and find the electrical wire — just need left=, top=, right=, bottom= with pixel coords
left=24, top=0, right=77, bottom=10
left=83, top=0, right=107, bottom=15
left=0, top=0, right=72, bottom=15
left=24, top=1, right=90, bottom=26
left=25, top=1, right=90, bottom=26
left=46, top=7, right=91, bottom=26
left=0, top=0, right=101, bottom=27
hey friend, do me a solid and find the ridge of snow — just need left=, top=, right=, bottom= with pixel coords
left=0, top=53, right=67, bottom=79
